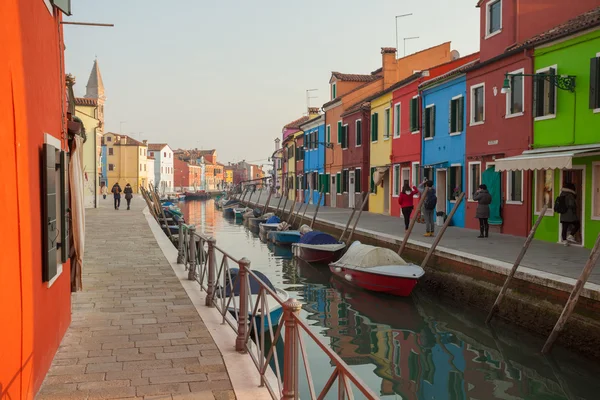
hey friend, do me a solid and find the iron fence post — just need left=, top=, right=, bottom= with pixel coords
left=206, top=237, right=217, bottom=307
left=188, top=225, right=197, bottom=281
left=282, top=298, right=302, bottom=400
left=177, top=221, right=184, bottom=264
left=236, top=257, right=251, bottom=352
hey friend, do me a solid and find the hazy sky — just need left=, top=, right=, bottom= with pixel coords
left=65, top=1, right=480, bottom=165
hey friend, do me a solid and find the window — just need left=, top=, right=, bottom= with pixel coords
left=535, top=169, right=554, bottom=214
left=468, top=162, right=481, bottom=200
left=355, top=169, right=361, bottom=193
left=411, top=162, right=420, bottom=187
left=109, top=163, right=114, bottom=171
left=140, top=164, right=142, bottom=172
left=164, top=152, right=166, bottom=157
left=384, top=108, right=391, bottom=138
left=108, top=148, right=114, bottom=156
left=355, top=120, right=362, bottom=146
left=506, top=69, right=524, bottom=116
left=449, top=166, right=463, bottom=201
left=340, top=124, right=349, bottom=149
left=342, top=170, right=349, bottom=193
left=470, top=84, right=485, bottom=124
left=410, top=97, right=419, bottom=132
left=423, top=105, right=436, bottom=139
left=371, top=113, right=379, bottom=142
left=370, top=167, right=377, bottom=194
left=593, top=163, right=600, bottom=218
left=423, top=167, right=433, bottom=182
left=402, top=168, right=410, bottom=190
left=590, top=55, right=600, bottom=110
left=449, top=96, right=464, bottom=134
left=326, top=125, right=331, bottom=143
left=144, top=164, right=147, bottom=172
left=534, top=66, right=557, bottom=118
left=331, top=82, right=337, bottom=100
left=507, top=170, right=523, bottom=203
left=393, top=103, right=401, bottom=138
left=106, top=136, right=112, bottom=142
left=486, top=0, right=502, bottom=37
left=336, top=172, right=342, bottom=194
left=393, top=165, right=400, bottom=196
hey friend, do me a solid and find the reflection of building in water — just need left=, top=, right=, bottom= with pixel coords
left=182, top=200, right=216, bottom=236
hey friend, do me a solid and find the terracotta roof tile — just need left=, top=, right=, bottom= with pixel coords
left=283, top=116, right=309, bottom=130
left=331, top=72, right=380, bottom=83
left=341, top=101, right=371, bottom=118
left=381, top=47, right=396, bottom=54
left=114, top=135, right=144, bottom=147
left=322, top=76, right=383, bottom=109
left=74, top=97, right=98, bottom=106
left=507, top=7, right=600, bottom=51
left=148, top=143, right=168, bottom=151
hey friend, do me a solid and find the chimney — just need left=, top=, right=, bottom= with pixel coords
left=381, top=47, right=397, bottom=89
left=143, top=140, right=147, bottom=145
left=275, top=137, right=281, bottom=151
left=308, top=107, right=320, bottom=118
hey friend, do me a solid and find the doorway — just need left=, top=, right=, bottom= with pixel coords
left=560, top=167, right=585, bottom=246
left=331, top=175, right=336, bottom=207
left=383, top=171, right=390, bottom=215
left=349, top=171, right=356, bottom=209
left=436, top=169, right=447, bottom=214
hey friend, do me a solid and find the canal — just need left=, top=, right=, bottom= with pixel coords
left=182, top=199, right=600, bottom=400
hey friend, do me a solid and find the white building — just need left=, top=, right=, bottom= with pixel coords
left=147, top=143, right=174, bottom=192
left=146, top=156, right=156, bottom=188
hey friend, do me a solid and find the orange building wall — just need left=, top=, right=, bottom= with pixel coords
left=1, top=1, right=72, bottom=398
left=395, top=42, right=452, bottom=83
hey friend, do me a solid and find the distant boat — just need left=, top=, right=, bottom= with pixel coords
left=292, top=231, right=345, bottom=264
left=184, top=190, right=210, bottom=200
left=329, top=241, right=424, bottom=297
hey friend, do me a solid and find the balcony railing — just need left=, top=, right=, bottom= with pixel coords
left=177, top=222, right=378, bottom=400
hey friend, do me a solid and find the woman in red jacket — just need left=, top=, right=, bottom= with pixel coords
left=398, top=182, right=419, bottom=230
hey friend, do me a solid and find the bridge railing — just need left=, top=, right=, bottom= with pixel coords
left=177, top=222, right=377, bottom=400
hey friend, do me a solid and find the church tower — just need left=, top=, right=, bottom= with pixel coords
left=84, top=59, right=105, bottom=130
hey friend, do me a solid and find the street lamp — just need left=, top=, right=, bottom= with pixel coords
left=501, top=72, right=576, bottom=94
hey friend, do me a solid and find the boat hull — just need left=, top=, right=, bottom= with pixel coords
left=268, top=231, right=301, bottom=246
left=293, top=245, right=344, bottom=264
left=249, top=217, right=265, bottom=230
left=259, top=224, right=279, bottom=235
left=328, top=265, right=418, bottom=296
left=227, top=307, right=284, bottom=330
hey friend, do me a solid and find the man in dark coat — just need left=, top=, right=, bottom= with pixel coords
left=473, top=184, right=492, bottom=238
left=559, top=183, right=580, bottom=246
left=112, top=182, right=122, bottom=210
left=124, top=183, right=133, bottom=210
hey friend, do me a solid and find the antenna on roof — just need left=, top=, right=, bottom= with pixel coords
left=403, top=36, right=420, bottom=57
left=395, top=13, right=413, bottom=59
left=306, top=89, right=318, bottom=114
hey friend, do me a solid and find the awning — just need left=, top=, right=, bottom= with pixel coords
left=373, top=166, right=389, bottom=186
left=495, top=144, right=600, bottom=172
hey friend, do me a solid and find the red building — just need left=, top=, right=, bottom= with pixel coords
left=2, top=0, right=75, bottom=397
left=174, top=158, right=201, bottom=191
left=464, top=0, right=598, bottom=236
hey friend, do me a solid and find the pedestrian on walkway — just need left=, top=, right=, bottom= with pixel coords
left=557, top=182, right=580, bottom=246
left=101, top=183, right=108, bottom=200
left=473, top=184, right=492, bottom=238
left=112, top=182, right=122, bottom=210
left=418, top=179, right=437, bottom=237
left=398, top=181, right=418, bottom=230
left=124, top=183, right=133, bottom=210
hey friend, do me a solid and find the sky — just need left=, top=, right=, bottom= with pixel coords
left=65, top=0, right=480, bottom=166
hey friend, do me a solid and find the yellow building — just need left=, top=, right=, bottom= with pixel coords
left=104, top=133, right=148, bottom=193
left=284, top=136, right=296, bottom=200
left=224, top=167, right=233, bottom=186
left=369, top=92, right=393, bottom=214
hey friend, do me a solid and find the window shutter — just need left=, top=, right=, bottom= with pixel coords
left=355, top=169, right=361, bottom=193
left=409, top=100, right=414, bottom=131
left=326, top=174, right=330, bottom=193
left=43, top=144, right=58, bottom=282
left=374, top=114, right=378, bottom=141
left=432, top=105, right=436, bottom=137
left=458, top=97, right=464, bottom=132
left=548, top=68, right=556, bottom=114
left=448, top=100, right=453, bottom=133
left=590, top=57, right=599, bottom=109
left=337, top=122, right=342, bottom=144
left=336, top=172, right=341, bottom=194
left=371, top=114, right=375, bottom=141
left=533, top=76, right=540, bottom=117
left=423, top=107, right=428, bottom=137
left=60, top=151, right=70, bottom=263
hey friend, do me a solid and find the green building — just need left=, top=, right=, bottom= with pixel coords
left=496, top=16, right=600, bottom=249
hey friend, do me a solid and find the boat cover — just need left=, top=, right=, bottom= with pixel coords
left=253, top=208, right=262, bottom=218
left=225, top=199, right=238, bottom=206
left=266, top=216, right=281, bottom=224
left=223, top=268, right=276, bottom=296
left=298, top=231, right=338, bottom=245
left=299, top=225, right=312, bottom=234
left=333, top=241, right=409, bottom=269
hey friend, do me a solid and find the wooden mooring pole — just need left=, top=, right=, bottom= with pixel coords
left=420, top=192, right=465, bottom=268
left=274, top=192, right=284, bottom=216
left=286, top=198, right=296, bottom=224
left=486, top=203, right=549, bottom=323
left=280, top=196, right=289, bottom=219
left=345, top=192, right=369, bottom=245
left=541, top=233, right=600, bottom=354
left=398, top=187, right=429, bottom=256
left=310, top=189, right=324, bottom=229
left=262, top=189, right=273, bottom=215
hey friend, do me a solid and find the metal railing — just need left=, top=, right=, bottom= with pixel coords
left=176, top=221, right=377, bottom=400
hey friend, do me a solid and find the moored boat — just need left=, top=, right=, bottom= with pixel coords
left=268, top=230, right=301, bottom=246
left=292, top=231, right=345, bottom=264
left=259, top=215, right=281, bottom=235
left=329, top=241, right=424, bottom=297
left=184, top=190, right=210, bottom=200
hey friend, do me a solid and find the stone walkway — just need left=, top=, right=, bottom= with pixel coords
left=37, top=197, right=235, bottom=400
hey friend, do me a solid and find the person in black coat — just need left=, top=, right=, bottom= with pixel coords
left=112, top=182, right=122, bottom=210
left=473, top=184, right=492, bottom=238
left=124, top=183, right=133, bottom=210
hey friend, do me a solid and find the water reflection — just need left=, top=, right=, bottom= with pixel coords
left=182, top=199, right=600, bottom=400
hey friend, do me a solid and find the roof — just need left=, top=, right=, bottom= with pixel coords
left=113, top=135, right=144, bottom=147
left=283, top=116, right=309, bottom=130
left=298, top=114, right=324, bottom=129
left=507, top=7, right=600, bottom=51
left=331, top=72, right=380, bottom=83
left=74, top=97, right=98, bottom=106
left=85, top=59, right=105, bottom=100
left=419, top=60, right=479, bottom=89
left=340, top=100, right=371, bottom=118
left=148, top=143, right=168, bottom=151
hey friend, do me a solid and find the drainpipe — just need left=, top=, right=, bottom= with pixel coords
left=525, top=47, right=533, bottom=233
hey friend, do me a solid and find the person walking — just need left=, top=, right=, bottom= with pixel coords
left=557, top=182, right=580, bottom=246
left=101, top=183, right=108, bottom=200
left=418, top=179, right=437, bottom=237
left=398, top=181, right=418, bottom=230
left=111, top=182, right=122, bottom=210
left=124, top=183, right=133, bottom=210
left=473, top=184, right=492, bottom=238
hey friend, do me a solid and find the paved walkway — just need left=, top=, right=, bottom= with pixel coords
left=37, top=197, right=236, bottom=400
left=247, top=191, right=600, bottom=285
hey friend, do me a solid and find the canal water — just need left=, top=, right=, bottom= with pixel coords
left=182, top=199, right=600, bottom=400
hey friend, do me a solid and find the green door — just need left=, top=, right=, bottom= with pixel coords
left=482, top=166, right=502, bottom=225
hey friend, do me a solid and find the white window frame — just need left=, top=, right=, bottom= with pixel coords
left=355, top=119, right=362, bottom=148
left=505, top=68, right=525, bottom=119
left=534, top=64, right=559, bottom=121
left=485, top=0, right=502, bottom=39
left=470, top=83, right=485, bottom=126
left=411, top=162, right=420, bottom=191
left=534, top=169, right=555, bottom=216
left=393, top=102, right=401, bottom=138
left=506, top=170, right=524, bottom=205
left=384, top=108, right=391, bottom=140
left=449, top=94, right=464, bottom=136
left=468, top=161, right=482, bottom=202
left=593, top=162, right=600, bottom=220
left=392, top=164, right=401, bottom=197
left=423, top=104, right=435, bottom=141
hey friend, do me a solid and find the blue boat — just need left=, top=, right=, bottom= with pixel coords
left=219, top=268, right=290, bottom=330
left=267, top=230, right=302, bottom=246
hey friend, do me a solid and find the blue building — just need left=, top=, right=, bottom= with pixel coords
left=300, top=114, right=325, bottom=205
left=420, top=72, right=467, bottom=227
left=100, top=143, right=108, bottom=186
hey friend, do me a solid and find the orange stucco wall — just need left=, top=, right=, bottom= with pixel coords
left=1, top=1, right=72, bottom=398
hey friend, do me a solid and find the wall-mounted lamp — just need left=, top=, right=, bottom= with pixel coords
left=501, top=72, right=576, bottom=94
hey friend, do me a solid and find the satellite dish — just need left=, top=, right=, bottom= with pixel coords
left=450, top=50, right=460, bottom=61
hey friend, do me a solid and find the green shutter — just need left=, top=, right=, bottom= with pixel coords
left=43, top=144, right=58, bottom=282
left=590, top=57, right=600, bottom=109
left=449, top=100, right=455, bottom=133
left=431, top=105, right=436, bottom=137
left=370, top=167, right=375, bottom=193
left=355, top=169, right=361, bottom=193
left=548, top=67, right=556, bottom=114
left=356, top=121, right=362, bottom=146
left=60, top=151, right=70, bottom=263
left=458, top=97, right=464, bottom=132
left=336, top=173, right=341, bottom=194
left=326, top=126, right=331, bottom=143
left=337, top=122, right=342, bottom=144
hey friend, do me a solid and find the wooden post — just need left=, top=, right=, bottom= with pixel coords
left=280, top=196, right=288, bottom=219
left=420, top=192, right=465, bottom=268
left=291, top=201, right=306, bottom=227
left=151, top=188, right=174, bottom=241
left=542, top=233, right=600, bottom=354
left=398, top=187, right=430, bottom=256
left=286, top=198, right=297, bottom=224
left=310, top=189, right=324, bottom=229
left=345, top=192, right=369, bottom=245
left=298, top=200, right=310, bottom=226
left=246, top=189, right=254, bottom=209
left=274, top=192, right=284, bottom=216
left=486, top=203, right=549, bottom=323
left=262, top=189, right=273, bottom=215
left=339, top=206, right=358, bottom=243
